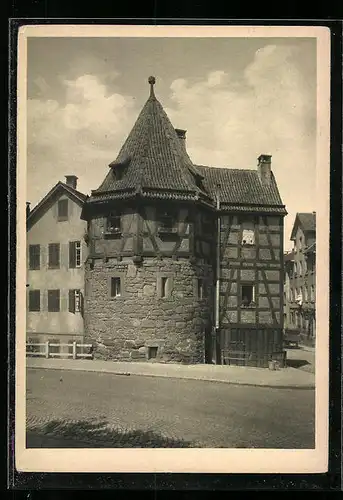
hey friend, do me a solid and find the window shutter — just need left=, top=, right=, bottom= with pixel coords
left=69, top=289, right=75, bottom=313
left=80, top=292, right=84, bottom=317
left=29, top=246, right=34, bottom=268
left=69, top=242, right=76, bottom=268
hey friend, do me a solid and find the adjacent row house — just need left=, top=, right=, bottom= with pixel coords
left=283, top=212, right=316, bottom=346
left=26, top=176, right=88, bottom=353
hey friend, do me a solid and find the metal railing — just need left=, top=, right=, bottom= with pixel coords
left=26, top=341, right=93, bottom=359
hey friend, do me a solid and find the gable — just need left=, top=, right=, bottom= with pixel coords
left=27, top=183, right=86, bottom=231
left=290, top=213, right=316, bottom=241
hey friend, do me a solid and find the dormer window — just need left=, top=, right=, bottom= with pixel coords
left=158, top=211, right=177, bottom=234
left=109, top=156, right=130, bottom=182
left=106, top=212, right=121, bottom=235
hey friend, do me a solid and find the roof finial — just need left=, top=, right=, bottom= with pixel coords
left=148, top=75, right=156, bottom=97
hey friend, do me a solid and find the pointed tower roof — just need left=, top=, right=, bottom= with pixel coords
left=89, top=76, right=207, bottom=204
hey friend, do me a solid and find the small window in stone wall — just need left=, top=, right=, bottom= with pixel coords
left=110, top=277, right=121, bottom=297
left=157, top=274, right=173, bottom=299
left=161, top=277, right=168, bottom=298
left=148, top=346, right=158, bottom=359
left=197, top=278, right=206, bottom=299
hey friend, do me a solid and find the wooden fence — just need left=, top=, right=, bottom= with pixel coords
left=26, top=341, right=94, bottom=360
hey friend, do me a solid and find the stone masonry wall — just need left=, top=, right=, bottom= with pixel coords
left=84, top=257, right=213, bottom=363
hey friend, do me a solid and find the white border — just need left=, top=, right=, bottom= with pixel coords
left=15, top=24, right=330, bottom=474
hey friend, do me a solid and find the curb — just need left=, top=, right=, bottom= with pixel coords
left=27, top=365, right=315, bottom=391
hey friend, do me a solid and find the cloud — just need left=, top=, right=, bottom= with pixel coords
left=165, top=45, right=316, bottom=246
left=27, top=73, right=137, bottom=204
left=27, top=44, right=316, bottom=248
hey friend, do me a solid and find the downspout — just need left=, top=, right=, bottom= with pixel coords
left=215, top=185, right=221, bottom=330
left=214, top=184, right=221, bottom=363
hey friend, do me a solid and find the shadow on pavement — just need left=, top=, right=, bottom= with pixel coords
left=26, top=418, right=195, bottom=448
left=286, top=359, right=310, bottom=369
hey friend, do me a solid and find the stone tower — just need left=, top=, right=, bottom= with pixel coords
left=81, top=77, right=215, bottom=363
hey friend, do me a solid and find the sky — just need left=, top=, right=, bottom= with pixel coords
left=26, top=36, right=317, bottom=250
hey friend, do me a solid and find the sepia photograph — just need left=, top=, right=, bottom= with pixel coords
left=15, top=25, right=330, bottom=474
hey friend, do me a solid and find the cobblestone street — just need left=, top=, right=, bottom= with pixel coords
left=26, top=368, right=315, bottom=449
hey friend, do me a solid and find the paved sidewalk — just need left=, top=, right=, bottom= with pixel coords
left=27, top=358, right=315, bottom=389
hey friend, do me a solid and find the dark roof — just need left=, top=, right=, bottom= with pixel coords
left=290, top=212, right=316, bottom=240
left=196, top=166, right=286, bottom=213
left=27, top=181, right=87, bottom=229
left=91, top=79, right=205, bottom=203
left=85, top=77, right=286, bottom=215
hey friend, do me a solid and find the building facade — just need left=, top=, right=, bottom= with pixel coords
left=81, top=77, right=287, bottom=367
left=26, top=176, right=88, bottom=352
left=284, top=213, right=316, bottom=346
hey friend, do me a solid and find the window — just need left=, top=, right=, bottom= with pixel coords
left=69, top=289, right=81, bottom=313
left=48, top=243, right=60, bottom=269
left=57, top=199, right=68, bottom=221
left=161, top=277, right=168, bottom=298
left=158, top=274, right=173, bottom=299
left=148, top=346, right=158, bottom=359
left=110, top=277, right=121, bottom=297
left=310, top=285, right=315, bottom=302
left=197, top=278, right=207, bottom=299
left=48, top=290, right=60, bottom=312
left=69, top=241, right=82, bottom=268
left=242, top=229, right=255, bottom=246
left=303, top=287, right=308, bottom=302
left=241, top=284, right=255, bottom=307
left=29, top=245, right=40, bottom=270
left=158, top=211, right=177, bottom=233
left=106, top=213, right=121, bottom=234
left=28, top=290, right=40, bottom=311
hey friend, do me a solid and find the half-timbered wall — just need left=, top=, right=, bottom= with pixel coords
left=218, top=213, right=284, bottom=365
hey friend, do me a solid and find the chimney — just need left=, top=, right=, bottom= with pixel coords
left=26, top=202, right=30, bottom=218
left=257, top=154, right=272, bottom=187
left=175, top=128, right=187, bottom=148
left=65, top=175, right=78, bottom=190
